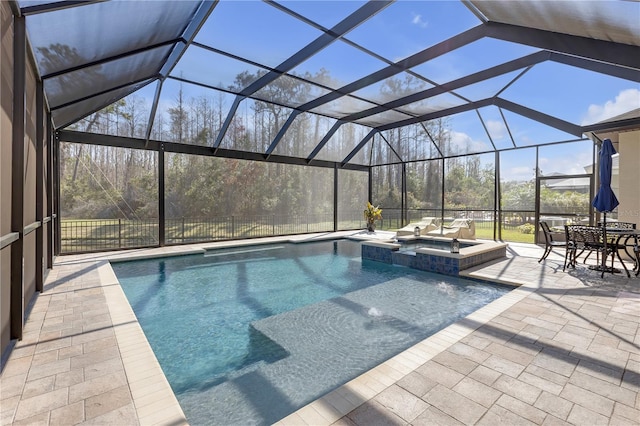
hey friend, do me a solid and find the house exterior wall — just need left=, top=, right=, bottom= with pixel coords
left=618, top=130, right=640, bottom=228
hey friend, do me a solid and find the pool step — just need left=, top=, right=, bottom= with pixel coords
left=250, top=277, right=460, bottom=369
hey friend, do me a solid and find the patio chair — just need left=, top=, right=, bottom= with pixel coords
left=565, top=224, right=588, bottom=269
left=598, top=221, right=636, bottom=230
left=538, top=221, right=567, bottom=263
left=597, top=221, right=638, bottom=276
left=427, top=218, right=476, bottom=240
left=598, top=221, right=637, bottom=265
left=568, top=224, right=630, bottom=277
left=569, top=224, right=608, bottom=264
left=580, top=225, right=623, bottom=277
left=396, top=217, right=439, bottom=237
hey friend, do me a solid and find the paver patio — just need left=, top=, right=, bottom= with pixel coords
left=1, top=234, right=638, bottom=425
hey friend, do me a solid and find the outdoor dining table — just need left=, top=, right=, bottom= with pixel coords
left=605, top=228, right=640, bottom=277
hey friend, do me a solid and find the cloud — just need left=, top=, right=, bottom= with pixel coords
left=582, top=88, right=640, bottom=125
left=486, top=120, right=506, bottom=140
left=503, top=166, right=534, bottom=182
left=447, top=130, right=488, bottom=153
left=538, top=150, right=592, bottom=176
left=411, top=13, right=428, bottom=28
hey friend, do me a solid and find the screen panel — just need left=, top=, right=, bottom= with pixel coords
left=164, top=153, right=335, bottom=243
left=59, top=142, right=158, bottom=252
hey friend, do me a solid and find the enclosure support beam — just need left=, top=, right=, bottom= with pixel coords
left=440, top=158, right=446, bottom=227
left=534, top=147, right=540, bottom=245
left=342, top=129, right=376, bottom=167
left=401, top=163, right=407, bottom=227
left=59, top=130, right=369, bottom=172
left=495, top=98, right=582, bottom=137
left=54, top=133, right=61, bottom=255
left=307, top=121, right=343, bottom=162
left=11, top=15, right=26, bottom=340
left=334, top=165, right=338, bottom=232
left=494, top=151, right=500, bottom=241
left=46, top=114, right=54, bottom=268
left=145, top=80, right=163, bottom=147
left=265, top=110, right=301, bottom=159
left=36, top=81, right=44, bottom=293
left=213, top=95, right=244, bottom=152
left=368, top=169, right=373, bottom=209
left=158, top=144, right=166, bottom=247
left=484, top=21, right=640, bottom=71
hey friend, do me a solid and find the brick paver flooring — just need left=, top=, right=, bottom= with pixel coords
left=1, top=236, right=638, bottom=425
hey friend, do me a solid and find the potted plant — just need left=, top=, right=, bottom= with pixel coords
left=364, top=202, right=382, bottom=232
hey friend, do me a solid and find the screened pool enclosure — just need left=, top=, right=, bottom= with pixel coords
left=11, top=0, right=640, bottom=254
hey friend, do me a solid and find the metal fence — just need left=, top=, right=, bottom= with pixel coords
left=164, top=214, right=337, bottom=244
left=60, top=209, right=552, bottom=253
left=61, top=213, right=358, bottom=253
left=61, top=219, right=160, bottom=253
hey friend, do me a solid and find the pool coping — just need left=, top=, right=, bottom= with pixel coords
left=62, top=232, right=526, bottom=425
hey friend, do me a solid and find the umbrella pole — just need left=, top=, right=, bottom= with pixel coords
left=602, top=212, right=607, bottom=278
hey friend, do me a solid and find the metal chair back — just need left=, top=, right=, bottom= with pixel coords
left=598, top=221, right=636, bottom=230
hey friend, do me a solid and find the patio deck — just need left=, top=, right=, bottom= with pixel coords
left=1, top=233, right=638, bottom=425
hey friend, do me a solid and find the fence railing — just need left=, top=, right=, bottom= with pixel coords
left=61, top=213, right=363, bottom=253
left=61, top=209, right=577, bottom=253
left=61, top=219, right=160, bottom=253
left=165, top=214, right=337, bottom=243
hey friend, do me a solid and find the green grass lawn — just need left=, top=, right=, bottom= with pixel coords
left=475, top=227, right=535, bottom=243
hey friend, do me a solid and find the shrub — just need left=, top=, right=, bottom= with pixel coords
left=518, top=223, right=535, bottom=234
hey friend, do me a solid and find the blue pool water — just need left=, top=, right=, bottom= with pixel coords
left=112, top=239, right=511, bottom=425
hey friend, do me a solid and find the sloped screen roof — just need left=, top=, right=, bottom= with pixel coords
left=20, top=0, right=640, bottom=166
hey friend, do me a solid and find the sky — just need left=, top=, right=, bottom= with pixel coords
left=124, top=0, right=639, bottom=182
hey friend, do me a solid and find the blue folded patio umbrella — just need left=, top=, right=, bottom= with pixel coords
left=592, top=138, right=619, bottom=275
left=593, top=138, right=619, bottom=214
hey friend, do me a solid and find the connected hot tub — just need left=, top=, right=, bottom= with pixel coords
left=361, top=236, right=507, bottom=276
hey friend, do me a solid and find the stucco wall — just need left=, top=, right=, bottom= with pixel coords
left=618, top=130, right=640, bottom=227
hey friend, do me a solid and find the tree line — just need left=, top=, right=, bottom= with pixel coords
left=61, top=70, right=587, bottom=223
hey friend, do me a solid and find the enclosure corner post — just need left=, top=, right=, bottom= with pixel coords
left=158, top=143, right=165, bottom=247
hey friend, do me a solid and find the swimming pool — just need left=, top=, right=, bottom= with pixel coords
left=111, top=239, right=511, bottom=425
